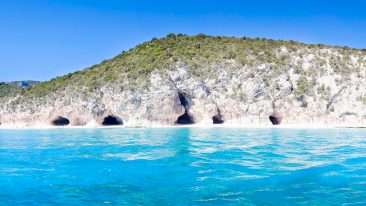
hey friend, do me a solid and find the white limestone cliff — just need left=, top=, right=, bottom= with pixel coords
left=1, top=44, right=366, bottom=128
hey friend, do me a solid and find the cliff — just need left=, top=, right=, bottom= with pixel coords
left=1, top=34, right=366, bottom=128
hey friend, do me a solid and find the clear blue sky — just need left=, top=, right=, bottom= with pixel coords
left=1, top=0, right=366, bottom=82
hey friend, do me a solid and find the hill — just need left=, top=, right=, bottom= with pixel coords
left=1, top=34, right=366, bottom=128
left=7, top=80, right=40, bottom=88
left=0, top=81, right=40, bottom=99
left=0, top=83, right=21, bottom=99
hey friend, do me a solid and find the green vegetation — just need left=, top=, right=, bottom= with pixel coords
left=294, top=74, right=312, bottom=96
left=316, top=84, right=331, bottom=100
left=0, top=83, right=21, bottom=99
left=2, top=33, right=365, bottom=102
left=357, top=94, right=366, bottom=105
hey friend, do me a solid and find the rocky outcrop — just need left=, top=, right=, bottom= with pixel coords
left=1, top=35, right=366, bottom=128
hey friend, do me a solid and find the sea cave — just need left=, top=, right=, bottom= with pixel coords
left=212, top=114, right=224, bottom=124
left=102, top=115, right=123, bottom=126
left=176, top=91, right=195, bottom=125
left=51, top=116, right=70, bottom=126
left=269, top=115, right=280, bottom=125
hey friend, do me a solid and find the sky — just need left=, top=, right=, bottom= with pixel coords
left=1, top=0, right=366, bottom=82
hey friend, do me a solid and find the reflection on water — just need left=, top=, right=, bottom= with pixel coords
left=0, top=128, right=366, bottom=205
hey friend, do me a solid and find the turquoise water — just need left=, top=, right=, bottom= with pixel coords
left=0, top=128, right=365, bottom=205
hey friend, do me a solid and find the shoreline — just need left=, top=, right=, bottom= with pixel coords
left=0, top=124, right=365, bottom=130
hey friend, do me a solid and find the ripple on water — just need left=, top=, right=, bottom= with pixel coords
left=0, top=128, right=365, bottom=205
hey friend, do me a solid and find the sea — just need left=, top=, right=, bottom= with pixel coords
left=0, top=128, right=365, bottom=205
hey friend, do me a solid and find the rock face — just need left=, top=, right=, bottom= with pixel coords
left=1, top=34, right=366, bottom=128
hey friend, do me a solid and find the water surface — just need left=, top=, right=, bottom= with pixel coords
left=0, top=128, right=365, bottom=205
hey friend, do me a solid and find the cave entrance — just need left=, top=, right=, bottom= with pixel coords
left=176, top=91, right=195, bottom=125
left=102, top=115, right=123, bottom=126
left=52, top=116, right=70, bottom=126
left=269, top=115, right=280, bottom=125
left=212, top=114, right=224, bottom=124
left=176, top=111, right=195, bottom=125
left=212, top=108, right=224, bottom=124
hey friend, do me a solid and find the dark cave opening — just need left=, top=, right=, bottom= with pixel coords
left=176, top=91, right=195, bottom=125
left=102, top=115, right=123, bottom=126
left=51, top=116, right=70, bottom=126
left=176, top=111, right=195, bottom=125
left=269, top=115, right=280, bottom=125
left=212, top=114, right=224, bottom=124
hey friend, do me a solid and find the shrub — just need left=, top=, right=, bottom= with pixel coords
left=0, top=83, right=21, bottom=99
left=294, top=75, right=312, bottom=96
left=2, top=33, right=364, bottom=103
